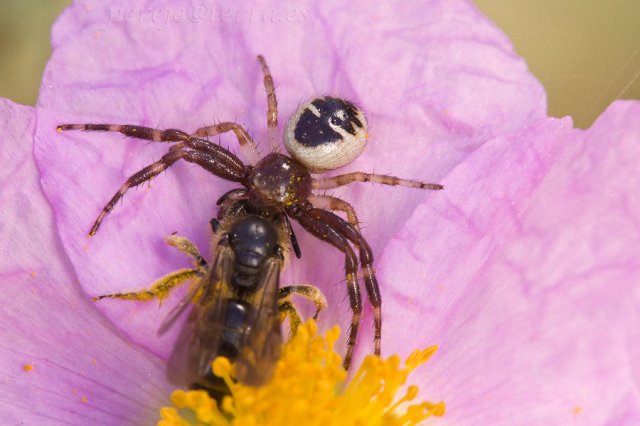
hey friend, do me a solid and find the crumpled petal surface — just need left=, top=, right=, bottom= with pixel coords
left=383, top=101, right=640, bottom=424
left=15, top=0, right=638, bottom=424
left=0, top=99, right=171, bottom=424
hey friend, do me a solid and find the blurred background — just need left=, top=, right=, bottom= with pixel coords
left=0, top=1, right=638, bottom=128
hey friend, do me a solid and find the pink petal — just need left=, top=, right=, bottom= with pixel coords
left=383, top=101, right=640, bottom=424
left=0, top=99, right=171, bottom=424
left=34, top=0, right=546, bottom=359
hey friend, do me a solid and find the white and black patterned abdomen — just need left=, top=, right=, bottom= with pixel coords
left=285, top=96, right=368, bottom=172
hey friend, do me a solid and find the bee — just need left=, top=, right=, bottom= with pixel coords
left=94, top=199, right=326, bottom=398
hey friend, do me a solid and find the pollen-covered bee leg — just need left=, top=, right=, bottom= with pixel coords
left=295, top=210, right=362, bottom=370
left=312, top=172, right=444, bottom=191
left=309, top=195, right=361, bottom=234
left=278, top=300, right=302, bottom=338
left=192, top=122, right=260, bottom=165
left=279, top=285, right=328, bottom=320
left=303, top=208, right=383, bottom=359
left=92, top=268, right=200, bottom=302
left=164, top=235, right=208, bottom=273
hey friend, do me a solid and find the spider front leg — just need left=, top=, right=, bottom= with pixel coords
left=193, top=122, right=260, bottom=165
left=294, top=209, right=362, bottom=369
left=57, top=123, right=247, bottom=235
left=313, top=171, right=444, bottom=191
left=257, top=54, right=278, bottom=130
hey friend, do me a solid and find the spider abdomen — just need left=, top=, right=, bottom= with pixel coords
left=285, top=96, right=368, bottom=172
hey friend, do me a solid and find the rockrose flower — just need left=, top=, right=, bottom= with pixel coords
left=1, top=0, right=638, bottom=424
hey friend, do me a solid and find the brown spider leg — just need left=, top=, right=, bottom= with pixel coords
left=257, top=55, right=277, bottom=129
left=305, top=208, right=382, bottom=358
left=312, top=172, right=444, bottom=191
left=294, top=209, right=362, bottom=369
left=57, top=124, right=246, bottom=175
left=215, top=189, right=249, bottom=221
left=192, top=122, right=260, bottom=165
left=309, top=194, right=361, bottom=233
left=257, top=54, right=279, bottom=151
left=87, top=144, right=245, bottom=236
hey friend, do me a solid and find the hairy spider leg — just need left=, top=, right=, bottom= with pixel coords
left=309, top=194, right=361, bottom=234
left=305, top=208, right=382, bottom=358
left=257, top=54, right=279, bottom=151
left=294, top=210, right=362, bottom=369
left=257, top=54, right=278, bottom=130
left=56, top=125, right=246, bottom=235
left=313, top=171, right=444, bottom=191
left=193, top=122, right=260, bottom=165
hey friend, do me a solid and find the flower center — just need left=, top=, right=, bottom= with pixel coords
left=158, top=321, right=444, bottom=426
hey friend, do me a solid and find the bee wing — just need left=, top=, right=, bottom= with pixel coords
left=157, top=277, right=205, bottom=336
left=166, top=246, right=233, bottom=388
left=232, top=255, right=284, bottom=386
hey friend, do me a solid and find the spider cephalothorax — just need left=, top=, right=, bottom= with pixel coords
left=57, top=55, right=443, bottom=368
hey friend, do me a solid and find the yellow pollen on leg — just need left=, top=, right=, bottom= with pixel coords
left=158, top=320, right=444, bottom=426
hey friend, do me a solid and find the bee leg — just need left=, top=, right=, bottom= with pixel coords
left=279, top=285, right=328, bottom=320
left=92, top=268, right=199, bottom=302
left=164, top=235, right=208, bottom=273
left=278, top=300, right=302, bottom=339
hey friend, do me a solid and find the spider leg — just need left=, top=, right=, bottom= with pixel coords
left=257, top=55, right=278, bottom=130
left=215, top=189, right=249, bottom=222
left=312, top=172, right=444, bottom=191
left=57, top=123, right=246, bottom=175
left=294, top=208, right=362, bottom=369
left=193, top=122, right=260, bottom=165
left=305, top=208, right=382, bottom=358
left=88, top=144, right=245, bottom=236
left=309, top=194, right=361, bottom=234
left=278, top=213, right=302, bottom=259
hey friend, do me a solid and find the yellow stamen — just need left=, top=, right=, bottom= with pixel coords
left=158, top=320, right=444, bottom=425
